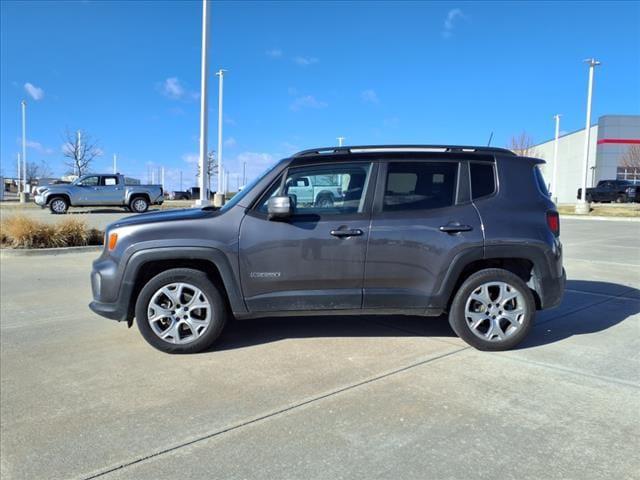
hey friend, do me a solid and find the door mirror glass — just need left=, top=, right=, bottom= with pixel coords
left=267, top=196, right=292, bottom=220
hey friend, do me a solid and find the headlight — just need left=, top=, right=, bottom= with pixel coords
left=626, top=187, right=636, bottom=195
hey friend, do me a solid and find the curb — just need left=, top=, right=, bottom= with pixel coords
left=0, top=245, right=102, bottom=258
left=560, top=215, right=640, bottom=222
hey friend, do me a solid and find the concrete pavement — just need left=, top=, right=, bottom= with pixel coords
left=0, top=218, right=638, bottom=479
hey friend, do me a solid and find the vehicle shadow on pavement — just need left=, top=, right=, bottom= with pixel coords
left=518, top=280, right=640, bottom=350
left=214, top=315, right=456, bottom=352
left=214, top=280, right=639, bottom=352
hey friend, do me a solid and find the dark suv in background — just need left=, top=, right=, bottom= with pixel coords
left=89, top=145, right=565, bottom=353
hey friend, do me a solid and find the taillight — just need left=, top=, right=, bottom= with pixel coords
left=547, top=211, right=560, bottom=237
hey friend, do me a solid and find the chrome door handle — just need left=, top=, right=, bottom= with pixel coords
left=439, top=224, right=473, bottom=233
left=330, top=229, right=363, bottom=237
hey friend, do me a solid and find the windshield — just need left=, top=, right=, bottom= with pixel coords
left=219, top=160, right=282, bottom=212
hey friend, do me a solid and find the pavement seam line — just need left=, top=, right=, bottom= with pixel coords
left=80, top=346, right=469, bottom=480
left=490, top=353, right=640, bottom=389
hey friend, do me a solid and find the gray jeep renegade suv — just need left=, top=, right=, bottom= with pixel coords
left=89, top=145, right=565, bottom=354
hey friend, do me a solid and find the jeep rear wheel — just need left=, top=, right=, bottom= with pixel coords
left=135, top=268, right=228, bottom=354
left=49, top=197, right=69, bottom=214
left=448, top=268, right=535, bottom=351
left=130, top=196, right=149, bottom=213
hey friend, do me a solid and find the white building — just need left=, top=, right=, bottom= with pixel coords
left=533, top=115, right=640, bottom=203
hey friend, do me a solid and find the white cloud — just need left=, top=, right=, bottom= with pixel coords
left=442, top=8, right=467, bottom=38
left=293, top=56, right=319, bottom=66
left=17, top=138, right=53, bottom=154
left=182, top=152, right=199, bottom=165
left=24, top=83, right=44, bottom=100
left=161, top=77, right=185, bottom=99
left=361, top=89, right=379, bottom=104
left=224, top=137, right=237, bottom=148
left=266, top=48, right=283, bottom=58
left=290, top=95, right=328, bottom=111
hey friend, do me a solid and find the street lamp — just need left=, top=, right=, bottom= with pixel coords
left=215, top=69, right=227, bottom=205
left=21, top=100, right=27, bottom=201
left=576, top=58, right=601, bottom=214
left=195, top=0, right=211, bottom=207
left=337, top=136, right=345, bottom=147
left=551, top=114, right=561, bottom=204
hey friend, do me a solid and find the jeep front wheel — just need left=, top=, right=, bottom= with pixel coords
left=448, top=268, right=535, bottom=351
left=49, top=197, right=69, bottom=214
left=135, top=268, right=228, bottom=354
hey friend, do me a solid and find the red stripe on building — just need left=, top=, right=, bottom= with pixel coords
left=597, top=138, right=640, bottom=145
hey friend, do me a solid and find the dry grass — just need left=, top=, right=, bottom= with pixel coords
left=558, top=204, right=640, bottom=217
left=0, top=215, right=103, bottom=249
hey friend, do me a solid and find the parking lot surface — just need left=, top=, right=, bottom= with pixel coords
left=1, top=218, right=638, bottom=480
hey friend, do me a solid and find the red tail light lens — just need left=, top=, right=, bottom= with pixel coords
left=547, top=211, right=560, bottom=237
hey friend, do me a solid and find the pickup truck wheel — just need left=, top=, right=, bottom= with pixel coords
left=49, top=197, right=69, bottom=214
left=316, top=194, right=334, bottom=208
left=448, top=268, right=535, bottom=351
left=615, top=194, right=627, bottom=203
left=586, top=193, right=593, bottom=203
left=135, top=268, right=227, bottom=354
left=130, top=196, right=149, bottom=213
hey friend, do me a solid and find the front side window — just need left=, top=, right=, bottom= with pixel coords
left=78, top=176, right=99, bottom=187
left=383, top=161, right=458, bottom=211
left=257, top=163, right=372, bottom=216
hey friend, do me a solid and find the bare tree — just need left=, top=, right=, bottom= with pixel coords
left=508, top=131, right=542, bottom=158
left=62, top=128, right=102, bottom=176
left=196, top=150, right=219, bottom=192
left=25, top=160, right=53, bottom=185
left=620, top=145, right=640, bottom=168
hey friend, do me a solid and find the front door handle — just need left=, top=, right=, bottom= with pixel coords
left=330, top=228, right=363, bottom=238
left=439, top=224, right=473, bottom=233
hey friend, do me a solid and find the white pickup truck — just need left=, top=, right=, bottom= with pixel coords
left=34, top=174, right=164, bottom=214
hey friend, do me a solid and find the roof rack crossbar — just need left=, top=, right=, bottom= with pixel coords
left=292, top=145, right=516, bottom=157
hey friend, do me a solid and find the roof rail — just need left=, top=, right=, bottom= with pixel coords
left=292, top=145, right=516, bottom=157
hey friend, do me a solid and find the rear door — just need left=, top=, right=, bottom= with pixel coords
left=239, top=161, right=376, bottom=312
left=96, top=175, right=124, bottom=205
left=363, top=157, right=484, bottom=311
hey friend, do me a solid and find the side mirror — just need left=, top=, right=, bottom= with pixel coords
left=267, top=196, right=292, bottom=220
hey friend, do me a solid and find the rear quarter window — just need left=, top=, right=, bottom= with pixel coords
left=534, top=166, right=550, bottom=197
left=470, top=162, right=496, bottom=199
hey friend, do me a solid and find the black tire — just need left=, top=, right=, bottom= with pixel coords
left=135, top=268, right=228, bottom=354
left=615, top=194, right=627, bottom=204
left=586, top=194, right=593, bottom=203
left=448, top=268, right=535, bottom=351
left=315, top=193, right=334, bottom=208
left=129, top=196, right=149, bottom=213
left=49, top=196, right=69, bottom=214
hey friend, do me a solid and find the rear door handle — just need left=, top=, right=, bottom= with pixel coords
left=439, top=224, right=473, bottom=233
left=330, top=229, right=363, bottom=237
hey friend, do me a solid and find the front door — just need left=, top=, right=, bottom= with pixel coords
left=239, top=161, right=376, bottom=312
left=364, top=158, right=484, bottom=311
left=76, top=175, right=102, bottom=204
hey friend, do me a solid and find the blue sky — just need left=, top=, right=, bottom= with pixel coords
left=1, top=0, right=639, bottom=190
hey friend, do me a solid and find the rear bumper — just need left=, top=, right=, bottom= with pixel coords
left=539, top=267, right=566, bottom=310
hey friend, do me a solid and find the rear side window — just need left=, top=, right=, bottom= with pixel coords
left=470, top=163, right=496, bottom=199
left=383, top=162, right=458, bottom=212
left=102, top=176, right=118, bottom=186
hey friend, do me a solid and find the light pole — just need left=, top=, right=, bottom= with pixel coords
left=20, top=100, right=27, bottom=200
left=17, top=153, right=21, bottom=195
left=242, top=160, right=246, bottom=186
left=551, top=114, right=561, bottom=204
left=337, top=136, right=345, bottom=147
left=195, top=0, right=211, bottom=206
left=113, top=154, right=117, bottom=174
left=76, top=130, right=82, bottom=177
left=216, top=68, right=226, bottom=201
left=576, top=58, right=601, bottom=214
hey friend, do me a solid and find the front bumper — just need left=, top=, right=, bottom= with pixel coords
left=34, top=194, right=46, bottom=206
left=89, top=256, right=132, bottom=322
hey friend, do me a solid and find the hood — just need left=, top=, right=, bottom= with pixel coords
left=108, top=207, right=218, bottom=229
